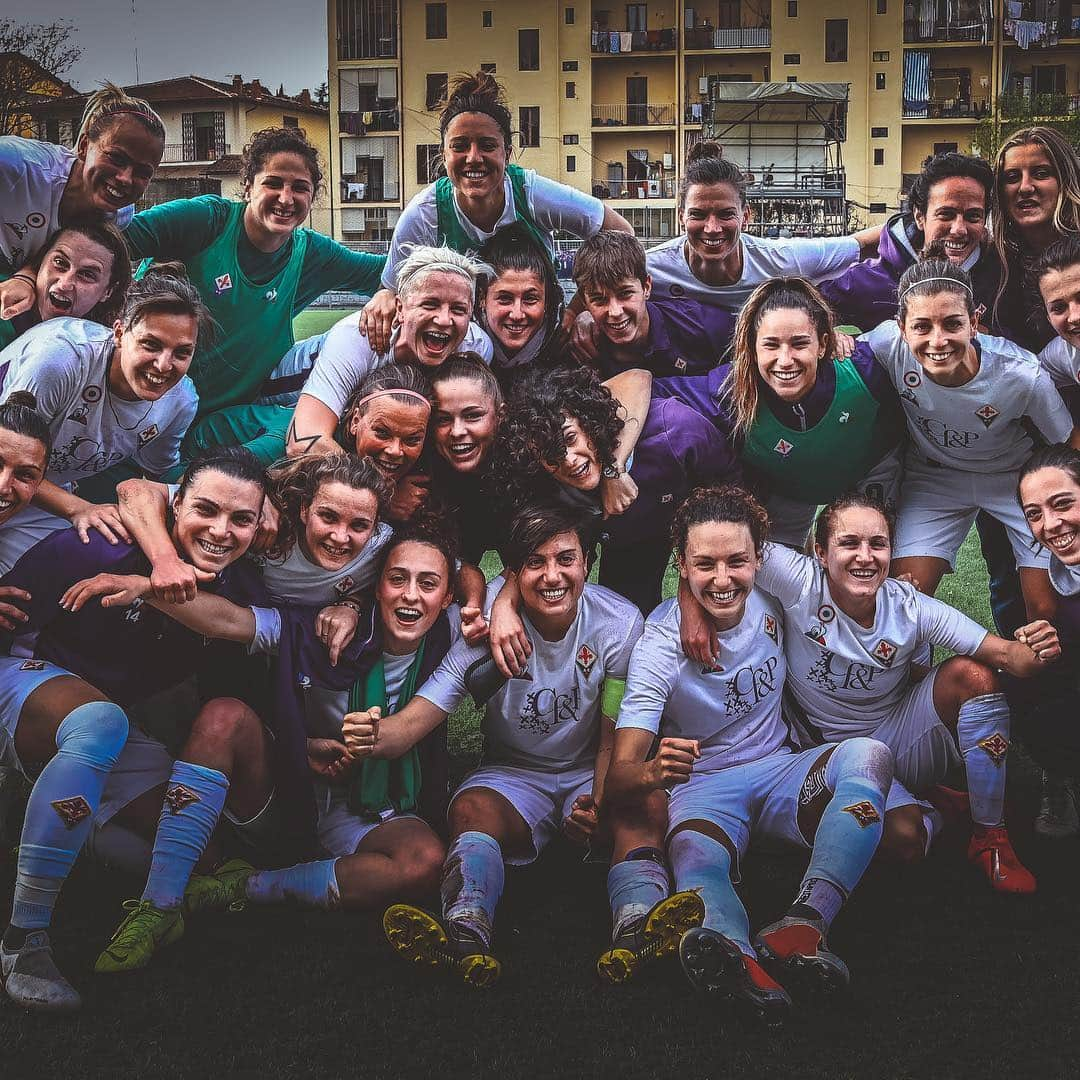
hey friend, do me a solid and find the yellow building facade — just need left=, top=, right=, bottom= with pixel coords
left=327, top=0, right=1080, bottom=241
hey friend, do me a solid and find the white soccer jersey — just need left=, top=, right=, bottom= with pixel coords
left=256, top=522, right=394, bottom=605
left=1050, top=552, right=1080, bottom=599
left=0, top=317, right=197, bottom=487
left=862, top=321, right=1074, bottom=473
left=645, top=232, right=859, bottom=311
left=418, top=581, right=643, bottom=771
left=299, top=313, right=492, bottom=419
left=616, top=591, right=790, bottom=772
left=756, top=543, right=988, bottom=740
left=0, top=137, right=133, bottom=272
left=1038, top=336, right=1080, bottom=392
left=381, top=170, right=605, bottom=289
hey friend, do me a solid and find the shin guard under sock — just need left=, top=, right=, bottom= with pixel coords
left=957, top=693, right=1010, bottom=827
left=606, top=848, right=669, bottom=940
left=441, top=831, right=504, bottom=948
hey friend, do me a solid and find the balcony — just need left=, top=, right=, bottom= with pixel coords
left=591, top=27, right=677, bottom=53
left=902, top=97, right=990, bottom=118
left=683, top=25, right=771, bottom=49
left=591, top=178, right=676, bottom=199
left=593, top=103, right=677, bottom=127
left=338, top=109, right=399, bottom=134
left=904, top=0, right=992, bottom=43
left=685, top=103, right=714, bottom=125
left=999, top=91, right=1080, bottom=118
left=340, top=178, right=400, bottom=203
left=741, top=167, right=846, bottom=196
left=160, top=143, right=231, bottom=165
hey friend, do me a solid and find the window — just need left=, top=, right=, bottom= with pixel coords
left=181, top=111, right=226, bottom=161
left=627, top=4, right=647, bottom=32
left=876, top=72, right=886, bottom=90
left=870, top=201, right=887, bottom=213
left=788, top=0, right=797, bottom=15
left=425, top=3, right=447, bottom=38
left=784, top=53, right=800, bottom=64
left=825, top=19, right=848, bottom=62
left=872, top=50, right=889, bottom=62
left=718, top=0, right=740, bottom=28
left=563, top=134, right=579, bottom=144
left=876, top=0, right=886, bottom=11
left=416, top=144, right=442, bottom=184
left=566, top=155, right=576, bottom=172
left=565, top=6, right=575, bottom=23
left=933, top=141, right=958, bottom=155
left=481, top=63, right=497, bottom=73
left=562, top=60, right=579, bottom=71
left=519, top=106, right=540, bottom=147
left=787, top=75, right=798, bottom=82
left=425, top=73, right=448, bottom=110
left=566, top=81, right=576, bottom=98
left=336, top=0, right=398, bottom=60
left=874, top=148, right=885, bottom=165
left=482, top=9, right=492, bottom=26
left=871, top=125, right=888, bottom=137
left=519, top=29, right=540, bottom=70
left=282, top=114, right=299, bottom=128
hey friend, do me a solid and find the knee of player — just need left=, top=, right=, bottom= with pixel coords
left=944, top=655, right=1000, bottom=699
left=826, top=737, right=894, bottom=796
left=447, top=791, right=499, bottom=837
left=189, top=696, right=262, bottom=747
left=57, top=699, right=129, bottom=762
left=401, top=833, right=446, bottom=894
left=879, top=812, right=927, bottom=866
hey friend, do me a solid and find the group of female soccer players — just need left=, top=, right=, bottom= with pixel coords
left=1, top=71, right=1079, bottom=1022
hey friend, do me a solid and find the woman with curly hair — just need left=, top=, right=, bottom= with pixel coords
left=495, top=364, right=737, bottom=613
left=123, top=126, right=386, bottom=464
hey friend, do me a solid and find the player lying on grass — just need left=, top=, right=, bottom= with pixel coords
left=63, top=522, right=459, bottom=974
left=680, top=490, right=1061, bottom=893
left=605, top=486, right=892, bottom=1019
left=349, top=503, right=702, bottom=986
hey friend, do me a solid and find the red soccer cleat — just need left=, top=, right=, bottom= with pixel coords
left=968, top=826, right=1037, bottom=895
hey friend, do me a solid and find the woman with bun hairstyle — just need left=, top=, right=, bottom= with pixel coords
left=0, top=83, right=164, bottom=312
left=0, top=263, right=206, bottom=574
left=0, top=222, right=132, bottom=350
left=359, top=71, right=631, bottom=353
left=122, top=126, right=385, bottom=459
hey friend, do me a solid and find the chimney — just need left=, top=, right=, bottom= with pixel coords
left=250, top=78, right=265, bottom=96
left=231, top=74, right=243, bottom=92
left=298, top=88, right=311, bottom=106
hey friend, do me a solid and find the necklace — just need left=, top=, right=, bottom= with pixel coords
left=105, top=344, right=155, bottom=431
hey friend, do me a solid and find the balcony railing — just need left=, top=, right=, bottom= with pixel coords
left=902, top=97, right=991, bottom=118
left=161, top=143, right=231, bottom=164
left=591, top=178, right=676, bottom=199
left=685, top=103, right=713, bottom=125
left=593, top=103, right=677, bottom=127
left=340, top=179, right=400, bottom=202
left=999, top=91, right=1080, bottom=117
left=742, top=167, right=846, bottom=194
left=683, top=25, right=771, bottom=49
left=339, top=109, right=399, bottom=134
left=591, top=27, right=677, bottom=53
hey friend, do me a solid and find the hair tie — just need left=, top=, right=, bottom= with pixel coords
left=352, top=388, right=431, bottom=412
left=899, top=276, right=973, bottom=301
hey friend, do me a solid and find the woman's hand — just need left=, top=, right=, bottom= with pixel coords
left=316, top=601, right=361, bottom=666
left=60, top=573, right=152, bottom=613
left=0, top=585, right=31, bottom=631
left=833, top=330, right=856, bottom=359
left=600, top=469, right=638, bottom=518
left=563, top=793, right=602, bottom=845
left=252, top=498, right=282, bottom=557
left=69, top=502, right=132, bottom=546
left=306, top=737, right=356, bottom=780
left=569, top=310, right=600, bottom=364
left=358, top=288, right=398, bottom=355
left=647, top=737, right=701, bottom=789
left=677, top=579, right=718, bottom=666
left=342, top=706, right=381, bottom=758
left=0, top=275, right=35, bottom=321
left=149, top=553, right=214, bottom=604
left=460, top=605, right=490, bottom=645
left=388, top=473, right=430, bottom=522
left=1015, top=619, right=1061, bottom=665
left=489, top=587, right=531, bottom=679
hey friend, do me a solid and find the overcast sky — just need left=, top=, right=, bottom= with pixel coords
left=21, top=1, right=328, bottom=95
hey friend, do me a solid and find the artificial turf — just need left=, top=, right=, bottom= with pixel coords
left=2, top=315, right=1074, bottom=1075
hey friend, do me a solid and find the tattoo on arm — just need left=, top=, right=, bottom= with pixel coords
left=286, top=418, right=321, bottom=455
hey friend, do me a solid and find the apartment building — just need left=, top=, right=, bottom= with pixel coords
left=30, top=75, right=333, bottom=233
left=327, top=0, right=1080, bottom=242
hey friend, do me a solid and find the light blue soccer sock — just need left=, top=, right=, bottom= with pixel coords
left=668, top=829, right=752, bottom=958
left=794, top=739, right=890, bottom=929
left=441, top=831, right=504, bottom=948
left=246, top=859, right=340, bottom=909
left=10, top=702, right=128, bottom=931
left=956, top=693, right=1010, bottom=827
left=606, top=848, right=670, bottom=940
left=141, top=760, right=228, bottom=911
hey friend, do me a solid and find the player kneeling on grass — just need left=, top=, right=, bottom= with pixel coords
left=605, top=487, right=894, bottom=1018
left=73, top=524, right=458, bottom=974
left=349, top=504, right=697, bottom=986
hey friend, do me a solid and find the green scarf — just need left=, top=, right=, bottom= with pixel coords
left=348, top=640, right=427, bottom=819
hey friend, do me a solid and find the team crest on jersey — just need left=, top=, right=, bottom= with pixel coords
left=842, top=801, right=881, bottom=828
left=334, top=576, right=356, bottom=595
left=804, top=623, right=828, bottom=647
left=138, top=424, right=159, bottom=446
left=163, top=784, right=200, bottom=815
left=51, top=796, right=92, bottom=828
left=19, top=659, right=46, bottom=671
left=82, top=385, right=102, bottom=403
left=674, top=356, right=687, bottom=372
left=576, top=643, right=597, bottom=678
left=774, top=437, right=794, bottom=457
left=26, top=212, right=46, bottom=229
left=978, top=732, right=1009, bottom=763
left=214, top=273, right=233, bottom=295
left=817, top=604, right=835, bottom=623
left=974, top=403, right=1000, bottom=428
left=903, top=371, right=922, bottom=388
left=5, top=220, right=27, bottom=239
left=872, top=638, right=898, bottom=666
left=763, top=613, right=778, bottom=643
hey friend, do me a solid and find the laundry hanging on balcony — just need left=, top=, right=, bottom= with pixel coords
left=903, top=50, right=931, bottom=118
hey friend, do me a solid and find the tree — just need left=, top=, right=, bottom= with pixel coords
left=314, top=82, right=329, bottom=108
left=0, top=19, right=82, bottom=137
left=973, top=93, right=1080, bottom=161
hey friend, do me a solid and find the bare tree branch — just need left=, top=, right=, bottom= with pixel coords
left=0, top=20, right=82, bottom=138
